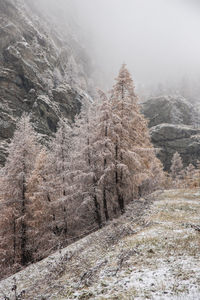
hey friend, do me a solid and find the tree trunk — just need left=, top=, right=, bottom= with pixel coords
left=93, top=177, right=102, bottom=228
left=93, top=192, right=102, bottom=229
left=63, top=206, right=67, bottom=235
left=21, top=176, right=28, bottom=265
left=103, top=126, right=109, bottom=221
left=13, top=217, right=16, bottom=265
left=103, top=187, right=109, bottom=221
left=115, top=143, right=124, bottom=213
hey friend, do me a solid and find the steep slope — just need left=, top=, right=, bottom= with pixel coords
left=0, top=189, right=200, bottom=299
left=141, top=96, right=200, bottom=170
left=0, top=0, right=94, bottom=165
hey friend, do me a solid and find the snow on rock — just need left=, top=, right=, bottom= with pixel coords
left=141, top=96, right=200, bottom=171
left=0, top=0, right=94, bottom=165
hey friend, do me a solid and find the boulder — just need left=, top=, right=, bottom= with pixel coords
left=141, top=96, right=200, bottom=170
left=150, top=124, right=200, bottom=171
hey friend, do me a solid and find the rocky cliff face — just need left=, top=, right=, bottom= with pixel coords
left=142, top=96, right=200, bottom=170
left=0, top=0, right=94, bottom=165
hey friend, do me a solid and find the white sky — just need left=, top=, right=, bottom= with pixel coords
left=35, top=0, right=200, bottom=88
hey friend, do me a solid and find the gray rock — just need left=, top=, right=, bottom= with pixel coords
left=141, top=96, right=200, bottom=170
left=150, top=124, right=200, bottom=171
left=141, top=95, right=198, bottom=128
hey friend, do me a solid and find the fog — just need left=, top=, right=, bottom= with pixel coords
left=34, top=0, right=200, bottom=92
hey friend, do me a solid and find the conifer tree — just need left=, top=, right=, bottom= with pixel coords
left=0, top=191, right=18, bottom=279
left=46, top=119, right=73, bottom=237
left=82, top=91, right=117, bottom=222
left=195, top=160, right=200, bottom=187
left=96, top=90, right=116, bottom=220
left=69, top=104, right=103, bottom=230
left=184, top=163, right=196, bottom=188
left=170, top=152, right=184, bottom=184
left=0, top=114, right=39, bottom=268
left=110, top=64, right=163, bottom=210
left=26, top=149, right=56, bottom=261
left=48, top=119, right=73, bottom=198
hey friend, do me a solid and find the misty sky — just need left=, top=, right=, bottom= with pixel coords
left=37, top=0, right=200, bottom=88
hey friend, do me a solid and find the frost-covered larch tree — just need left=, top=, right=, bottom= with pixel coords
left=46, top=119, right=73, bottom=237
left=48, top=119, right=73, bottom=198
left=184, top=163, right=196, bottom=188
left=0, top=114, right=39, bottom=269
left=195, top=160, right=200, bottom=187
left=26, top=149, right=57, bottom=262
left=170, top=152, right=184, bottom=186
left=80, top=90, right=117, bottom=223
left=110, top=64, right=163, bottom=211
left=95, top=90, right=117, bottom=221
left=69, top=104, right=103, bottom=230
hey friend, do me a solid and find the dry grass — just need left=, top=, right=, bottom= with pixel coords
left=0, top=188, right=200, bottom=300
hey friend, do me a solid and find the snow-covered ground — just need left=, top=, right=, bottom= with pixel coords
left=0, top=189, right=200, bottom=300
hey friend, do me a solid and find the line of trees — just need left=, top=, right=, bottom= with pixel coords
left=0, top=65, right=164, bottom=279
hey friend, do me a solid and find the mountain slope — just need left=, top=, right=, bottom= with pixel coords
left=0, top=189, right=200, bottom=299
left=0, top=0, right=93, bottom=165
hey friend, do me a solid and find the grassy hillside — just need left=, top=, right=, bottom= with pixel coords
left=0, top=189, right=200, bottom=300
